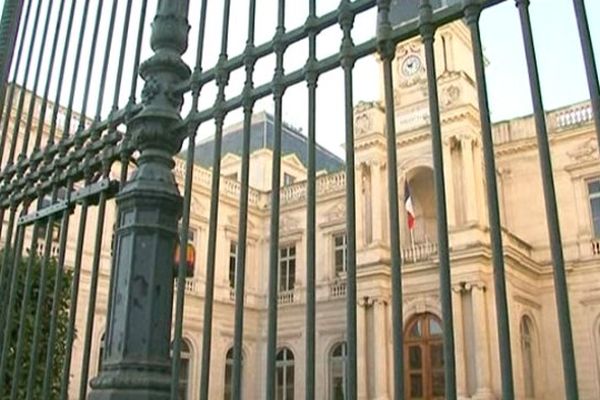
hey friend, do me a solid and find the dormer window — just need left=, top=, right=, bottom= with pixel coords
left=283, top=173, right=295, bottom=186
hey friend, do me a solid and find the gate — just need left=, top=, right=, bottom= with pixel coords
left=0, top=0, right=596, bottom=399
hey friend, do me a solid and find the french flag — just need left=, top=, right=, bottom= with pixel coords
left=404, top=180, right=415, bottom=231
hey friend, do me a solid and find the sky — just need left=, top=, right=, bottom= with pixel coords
left=3, top=0, right=599, bottom=160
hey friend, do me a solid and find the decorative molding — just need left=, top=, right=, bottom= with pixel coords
left=513, top=294, right=542, bottom=311
left=567, top=137, right=598, bottom=163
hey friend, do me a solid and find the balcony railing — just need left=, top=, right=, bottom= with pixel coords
left=278, top=290, right=295, bottom=305
left=592, top=240, right=600, bottom=256
left=329, top=280, right=346, bottom=299
left=401, top=242, right=438, bottom=264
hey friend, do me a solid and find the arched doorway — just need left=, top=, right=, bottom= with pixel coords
left=404, top=313, right=444, bottom=399
left=404, top=167, right=437, bottom=246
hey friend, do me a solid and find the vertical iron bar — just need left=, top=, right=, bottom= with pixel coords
left=58, top=194, right=89, bottom=400
left=93, top=0, right=119, bottom=122
left=0, top=206, right=16, bottom=305
left=32, top=0, right=67, bottom=150
left=10, top=216, right=47, bottom=400
left=419, top=1, right=457, bottom=399
left=18, top=0, right=52, bottom=159
left=46, top=0, right=77, bottom=145
left=61, top=0, right=92, bottom=140
left=339, top=2, right=357, bottom=400
left=77, top=0, right=120, bottom=394
left=169, top=0, right=205, bottom=391
left=77, top=0, right=104, bottom=130
left=56, top=2, right=94, bottom=397
left=304, top=0, right=317, bottom=398
left=6, top=0, right=43, bottom=166
left=40, top=184, right=72, bottom=399
left=76, top=181, right=108, bottom=400
left=265, top=1, right=286, bottom=398
left=98, top=0, right=134, bottom=371
left=230, top=0, right=256, bottom=399
left=0, top=205, right=27, bottom=394
left=572, top=0, right=600, bottom=147
left=0, top=0, right=31, bottom=167
left=0, top=0, right=25, bottom=119
left=128, top=0, right=149, bottom=107
left=463, top=1, right=515, bottom=399
left=515, top=1, right=578, bottom=398
left=24, top=194, right=59, bottom=400
left=376, top=2, right=405, bottom=399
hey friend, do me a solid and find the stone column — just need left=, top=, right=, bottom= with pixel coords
left=370, top=160, right=384, bottom=243
left=355, top=163, right=365, bottom=249
left=373, top=298, right=389, bottom=400
left=468, top=282, right=494, bottom=399
left=452, top=284, right=468, bottom=398
left=461, top=135, right=477, bottom=223
left=357, top=297, right=368, bottom=400
left=442, top=136, right=456, bottom=227
left=88, top=1, right=191, bottom=399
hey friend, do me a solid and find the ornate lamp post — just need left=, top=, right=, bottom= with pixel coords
left=88, top=1, right=191, bottom=399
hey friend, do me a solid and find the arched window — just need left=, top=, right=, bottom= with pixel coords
left=329, top=342, right=347, bottom=400
left=276, top=347, right=294, bottom=400
left=404, top=313, right=444, bottom=400
left=171, top=339, right=192, bottom=400
left=224, top=347, right=244, bottom=400
left=520, top=316, right=536, bottom=398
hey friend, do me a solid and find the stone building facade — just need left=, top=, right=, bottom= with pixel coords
left=2, top=19, right=599, bottom=400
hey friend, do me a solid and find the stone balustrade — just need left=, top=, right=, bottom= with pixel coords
left=329, top=280, right=346, bottom=299
left=401, top=241, right=438, bottom=264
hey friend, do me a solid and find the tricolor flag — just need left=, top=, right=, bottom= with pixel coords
left=404, top=181, right=415, bottom=231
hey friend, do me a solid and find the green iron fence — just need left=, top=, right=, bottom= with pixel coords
left=0, top=0, right=595, bottom=399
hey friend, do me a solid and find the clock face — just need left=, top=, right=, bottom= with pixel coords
left=401, top=55, right=422, bottom=76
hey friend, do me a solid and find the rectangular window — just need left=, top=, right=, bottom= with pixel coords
left=588, top=180, right=600, bottom=237
left=229, top=242, right=238, bottom=289
left=279, top=245, right=296, bottom=292
left=334, top=233, right=347, bottom=275
left=283, top=173, right=295, bottom=186
left=226, top=172, right=238, bottom=181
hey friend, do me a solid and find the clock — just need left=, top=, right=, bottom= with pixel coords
left=401, top=55, right=422, bottom=76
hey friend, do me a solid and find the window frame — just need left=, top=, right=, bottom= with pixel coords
left=229, top=241, right=238, bottom=289
left=329, top=341, right=347, bottom=400
left=588, top=178, right=600, bottom=238
left=276, top=347, right=295, bottom=400
left=333, top=232, right=347, bottom=277
left=279, top=244, right=296, bottom=292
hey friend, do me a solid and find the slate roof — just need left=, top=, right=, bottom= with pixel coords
left=389, top=0, right=458, bottom=26
left=192, top=112, right=344, bottom=173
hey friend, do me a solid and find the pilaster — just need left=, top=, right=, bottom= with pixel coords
left=467, top=281, right=495, bottom=400
left=460, top=134, right=477, bottom=223
left=443, top=135, right=457, bottom=227
left=357, top=297, right=368, bottom=400
left=373, top=297, right=389, bottom=400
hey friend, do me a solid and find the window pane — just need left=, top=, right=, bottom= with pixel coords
left=409, top=320, right=422, bottom=337
left=408, top=345, right=422, bottom=369
left=289, top=246, right=295, bottom=256
left=432, top=372, right=445, bottom=396
left=430, top=343, right=444, bottom=368
left=410, top=373, right=423, bottom=397
left=589, top=180, right=600, bottom=194
left=429, top=318, right=442, bottom=336
left=286, top=367, right=294, bottom=400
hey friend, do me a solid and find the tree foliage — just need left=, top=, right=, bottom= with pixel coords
left=0, top=250, right=72, bottom=400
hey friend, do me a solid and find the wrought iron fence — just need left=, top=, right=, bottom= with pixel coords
left=0, top=0, right=595, bottom=400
